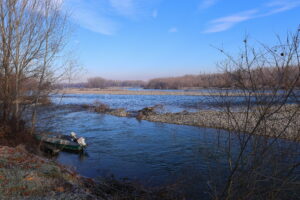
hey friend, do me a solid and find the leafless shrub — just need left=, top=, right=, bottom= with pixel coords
left=94, top=101, right=111, bottom=113
left=209, top=29, right=300, bottom=200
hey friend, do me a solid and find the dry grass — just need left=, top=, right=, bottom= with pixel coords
left=0, top=145, right=96, bottom=199
left=59, top=88, right=277, bottom=97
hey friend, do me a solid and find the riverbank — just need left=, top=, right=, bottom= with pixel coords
left=140, top=106, right=300, bottom=141
left=0, top=144, right=181, bottom=200
left=0, top=145, right=97, bottom=199
left=59, top=88, right=277, bottom=97
left=91, top=104, right=300, bottom=142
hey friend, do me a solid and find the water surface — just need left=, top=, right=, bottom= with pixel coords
left=35, top=93, right=299, bottom=199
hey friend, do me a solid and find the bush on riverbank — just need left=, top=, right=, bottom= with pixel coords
left=93, top=101, right=129, bottom=117
left=0, top=121, right=39, bottom=153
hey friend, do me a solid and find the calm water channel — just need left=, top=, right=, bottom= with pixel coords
left=35, top=94, right=299, bottom=199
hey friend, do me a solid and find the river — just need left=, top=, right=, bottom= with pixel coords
left=35, top=93, right=299, bottom=199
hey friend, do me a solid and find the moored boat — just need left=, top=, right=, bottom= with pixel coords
left=35, top=132, right=87, bottom=152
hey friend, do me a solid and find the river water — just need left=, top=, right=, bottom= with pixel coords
left=35, top=93, right=299, bottom=199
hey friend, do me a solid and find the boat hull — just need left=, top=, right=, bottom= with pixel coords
left=35, top=134, right=84, bottom=152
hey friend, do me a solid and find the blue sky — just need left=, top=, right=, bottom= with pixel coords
left=63, top=0, right=300, bottom=80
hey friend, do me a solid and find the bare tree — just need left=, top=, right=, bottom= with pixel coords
left=208, top=29, right=300, bottom=199
left=0, top=0, right=68, bottom=132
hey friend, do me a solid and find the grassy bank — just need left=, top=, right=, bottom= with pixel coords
left=0, top=145, right=96, bottom=199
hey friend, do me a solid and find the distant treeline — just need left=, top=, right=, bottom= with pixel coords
left=145, top=74, right=227, bottom=89
left=145, top=66, right=300, bottom=89
left=57, top=77, right=146, bottom=89
left=86, top=77, right=146, bottom=88
left=59, top=66, right=300, bottom=90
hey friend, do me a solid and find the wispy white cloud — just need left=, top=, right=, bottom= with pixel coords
left=73, top=9, right=119, bottom=35
left=64, top=0, right=119, bottom=35
left=169, top=27, right=178, bottom=33
left=264, top=0, right=300, bottom=15
left=198, top=0, right=219, bottom=10
left=63, top=0, right=160, bottom=35
left=204, top=9, right=258, bottom=33
left=203, top=0, right=300, bottom=33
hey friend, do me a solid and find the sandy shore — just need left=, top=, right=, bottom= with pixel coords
left=59, top=88, right=276, bottom=97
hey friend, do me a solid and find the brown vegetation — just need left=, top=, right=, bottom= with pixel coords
left=86, top=77, right=146, bottom=89
left=0, top=120, right=40, bottom=153
left=93, top=101, right=128, bottom=117
left=62, top=65, right=300, bottom=91
left=146, top=73, right=229, bottom=89
left=145, top=66, right=300, bottom=89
